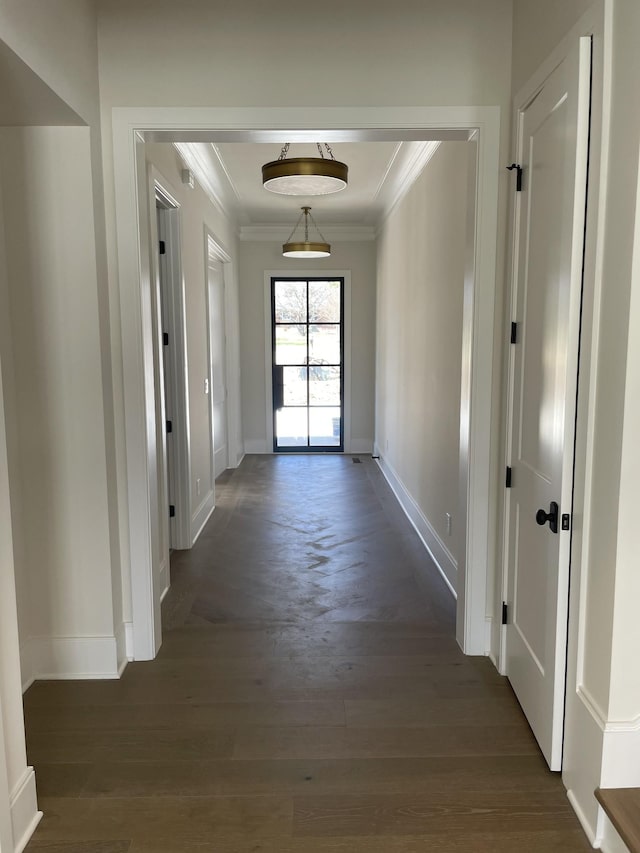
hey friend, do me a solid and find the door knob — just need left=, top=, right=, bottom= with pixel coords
left=536, top=501, right=558, bottom=534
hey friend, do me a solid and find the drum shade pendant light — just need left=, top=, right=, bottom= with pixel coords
left=263, top=143, right=348, bottom=195
left=282, top=206, right=331, bottom=258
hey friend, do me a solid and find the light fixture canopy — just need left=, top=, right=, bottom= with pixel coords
left=282, top=206, right=331, bottom=258
left=263, top=143, right=348, bottom=195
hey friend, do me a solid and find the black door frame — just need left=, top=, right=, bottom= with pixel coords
left=271, top=276, right=345, bottom=453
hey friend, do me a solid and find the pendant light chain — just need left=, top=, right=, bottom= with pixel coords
left=284, top=206, right=328, bottom=244
left=277, top=142, right=335, bottom=161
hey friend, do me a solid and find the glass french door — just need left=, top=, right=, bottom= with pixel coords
left=272, top=277, right=344, bottom=452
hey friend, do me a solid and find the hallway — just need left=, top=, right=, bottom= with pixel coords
left=22, top=455, right=590, bottom=852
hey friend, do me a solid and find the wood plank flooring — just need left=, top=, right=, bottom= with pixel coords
left=24, top=454, right=591, bottom=852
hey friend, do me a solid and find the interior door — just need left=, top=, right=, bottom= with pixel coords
left=208, top=254, right=227, bottom=478
left=505, top=38, right=591, bottom=770
left=272, top=278, right=343, bottom=452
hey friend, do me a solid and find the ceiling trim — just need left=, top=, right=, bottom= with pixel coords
left=173, top=142, right=237, bottom=217
left=239, top=224, right=376, bottom=242
left=375, top=140, right=442, bottom=226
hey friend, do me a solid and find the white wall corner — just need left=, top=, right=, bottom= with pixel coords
left=30, top=635, right=121, bottom=681
left=124, top=621, right=134, bottom=662
left=598, top=813, right=633, bottom=853
left=114, top=621, right=130, bottom=674
left=19, top=640, right=34, bottom=694
left=191, top=490, right=215, bottom=545
left=243, top=439, right=270, bottom=454
left=346, top=439, right=374, bottom=455
left=10, top=767, right=41, bottom=853
left=375, top=455, right=457, bottom=598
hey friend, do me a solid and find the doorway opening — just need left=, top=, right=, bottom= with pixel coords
left=112, top=107, right=500, bottom=661
left=272, top=277, right=344, bottom=452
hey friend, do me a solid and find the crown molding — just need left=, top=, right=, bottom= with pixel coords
left=373, top=140, right=442, bottom=229
left=173, top=142, right=239, bottom=218
left=239, top=224, right=376, bottom=242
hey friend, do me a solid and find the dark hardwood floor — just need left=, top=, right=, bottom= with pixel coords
left=23, top=454, right=591, bottom=852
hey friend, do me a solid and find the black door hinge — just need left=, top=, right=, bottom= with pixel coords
left=159, top=240, right=166, bottom=255
left=511, top=321, right=517, bottom=344
left=163, top=332, right=169, bottom=346
left=507, top=163, right=523, bottom=191
left=169, top=504, right=175, bottom=518
left=562, top=513, right=571, bottom=531
left=502, top=602, right=508, bottom=625
left=505, top=466, right=512, bottom=488
left=166, top=420, right=172, bottom=434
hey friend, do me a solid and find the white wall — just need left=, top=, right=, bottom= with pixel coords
left=0, top=239, right=39, bottom=853
left=97, top=0, right=512, bottom=110
left=375, top=142, right=468, bottom=590
left=238, top=241, right=376, bottom=453
left=0, top=127, right=117, bottom=683
left=143, top=143, right=241, bottom=553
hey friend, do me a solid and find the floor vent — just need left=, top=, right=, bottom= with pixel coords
left=352, top=457, right=361, bottom=464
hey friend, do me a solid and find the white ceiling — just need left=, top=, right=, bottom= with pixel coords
left=173, top=138, right=462, bottom=232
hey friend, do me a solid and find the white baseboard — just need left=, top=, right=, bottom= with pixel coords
left=114, top=621, right=129, bottom=675
left=19, top=641, right=34, bottom=693
left=10, top=767, right=41, bottom=853
left=243, top=439, right=269, bottom=454
left=24, top=635, right=120, bottom=681
left=567, top=788, right=598, bottom=847
left=233, top=452, right=245, bottom=468
left=124, top=621, right=134, bottom=661
left=346, top=439, right=374, bottom=454
left=598, top=813, right=632, bottom=853
left=374, top=454, right=457, bottom=595
left=214, top=444, right=228, bottom=478
left=191, top=489, right=215, bottom=544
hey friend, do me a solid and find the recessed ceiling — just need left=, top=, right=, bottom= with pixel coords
left=213, top=141, right=401, bottom=226
left=173, top=137, right=465, bottom=229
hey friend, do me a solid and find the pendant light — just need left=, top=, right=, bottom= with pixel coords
left=263, top=143, right=348, bottom=195
left=282, top=206, right=331, bottom=258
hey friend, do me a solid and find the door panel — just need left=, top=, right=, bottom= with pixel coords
left=272, top=278, right=344, bottom=452
left=505, top=38, right=591, bottom=770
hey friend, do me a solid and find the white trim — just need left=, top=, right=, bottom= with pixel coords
left=19, top=641, right=34, bottom=694
left=191, top=490, right=215, bottom=544
left=377, top=141, right=442, bottom=228
left=10, top=768, right=41, bottom=853
left=112, top=105, right=500, bottom=661
left=240, top=224, right=375, bottom=242
left=173, top=142, right=234, bottom=215
left=152, top=168, right=192, bottom=552
left=124, top=621, right=134, bottom=660
left=26, top=635, right=121, bottom=680
left=598, top=814, right=633, bottom=853
left=349, top=440, right=374, bottom=454
left=567, top=788, right=599, bottom=847
left=114, top=620, right=128, bottom=672
left=244, top=439, right=270, bottom=454
left=375, top=454, right=458, bottom=600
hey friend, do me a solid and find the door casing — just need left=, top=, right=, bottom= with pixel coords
left=112, top=106, right=501, bottom=662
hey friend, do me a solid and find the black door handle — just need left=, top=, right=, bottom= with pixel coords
left=536, top=501, right=559, bottom=534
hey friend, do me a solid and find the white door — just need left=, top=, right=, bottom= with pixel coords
left=207, top=253, right=228, bottom=478
left=505, top=38, right=591, bottom=771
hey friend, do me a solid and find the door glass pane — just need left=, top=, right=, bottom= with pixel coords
left=283, top=366, right=307, bottom=406
left=309, top=366, right=340, bottom=405
left=276, top=407, right=308, bottom=447
left=310, top=407, right=341, bottom=447
left=275, top=324, right=307, bottom=365
left=274, top=281, right=307, bottom=323
left=309, top=325, right=340, bottom=365
left=309, top=280, right=341, bottom=323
